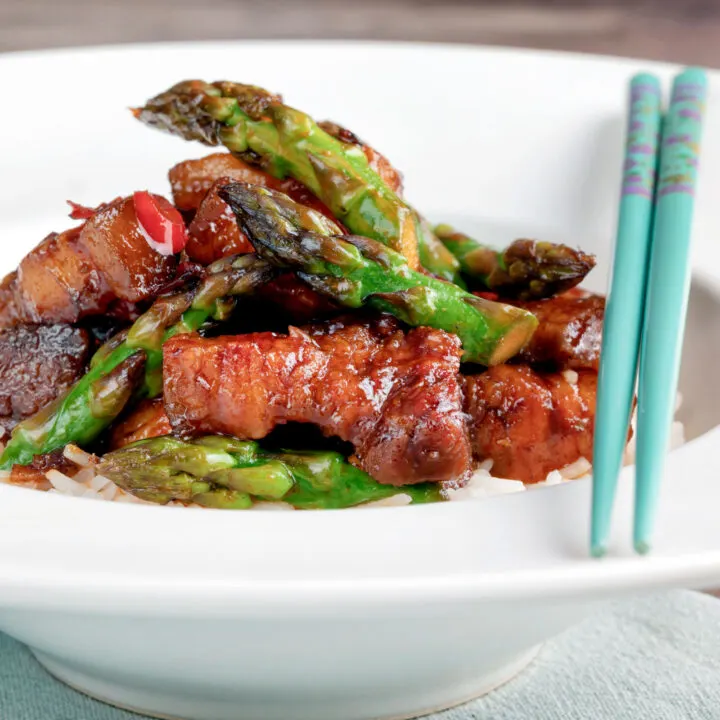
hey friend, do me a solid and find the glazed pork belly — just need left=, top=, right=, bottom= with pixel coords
left=512, top=293, right=603, bottom=371
left=0, top=196, right=178, bottom=327
left=185, top=177, right=255, bottom=264
left=109, top=398, right=172, bottom=450
left=463, top=365, right=596, bottom=484
left=162, top=315, right=473, bottom=486
left=465, top=292, right=601, bottom=482
left=0, top=324, right=91, bottom=432
left=161, top=291, right=602, bottom=486
left=169, top=153, right=335, bottom=219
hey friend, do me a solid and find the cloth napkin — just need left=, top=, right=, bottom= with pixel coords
left=1, top=590, right=719, bottom=720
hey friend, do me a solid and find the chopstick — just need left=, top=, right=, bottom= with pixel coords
left=591, top=67, right=707, bottom=557
left=634, top=68, right=707, bottom=553
left=591, top=74, right=662, bottom=557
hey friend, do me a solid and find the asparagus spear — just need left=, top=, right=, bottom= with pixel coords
left=134, top=80, right=461, bottom=282
left=435, top=224, right=596, bottom=300
left=315, top=120, right=461, bottom=281
left=0, top=255, right=275, bottom=469
left=97, top=435, right=442, bottom=508
left=220, top=183, right=538, bottom=365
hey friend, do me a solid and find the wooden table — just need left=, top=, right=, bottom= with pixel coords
left=2, top=0, right=720, bottom=66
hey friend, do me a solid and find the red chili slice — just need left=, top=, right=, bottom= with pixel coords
left=133, top=191, right=188, bottom=256
left=67, top=200, right=98, bottom=220
left=68, top=197, right=124, bottom=221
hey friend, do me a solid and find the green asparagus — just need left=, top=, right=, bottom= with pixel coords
left=220, top=183, right=538, bottom=365
left=316, top=120, right=461, bottom=281
left=97, top=435, right=442, bottom=509
left=134, top=80, right=461, bottom=282
left=0, top=255, right=276, bottom=469
left=435, top=224, right=596, bottom=300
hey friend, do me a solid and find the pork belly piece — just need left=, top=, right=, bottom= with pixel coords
left=464, top=364, right=596, bottom=484
left=0, top=324, right=91, bottom=431
left=168, top=152, right=336, bottom=218
left=109, top=398, right=172, bottom=450
left=254, top=273, right=339, bottom=324
left=186, top=177, right=254, bottom=264
left=0, top=196, right=178, bottom=327
left=513, top=293, right=604, bottom=371
left=169, top=153, right=266, bottom=212
left=163, top=315, right=472, bottom=486
left=78, top=195, right=178, bottom=301
left=7, top=227, right=111, bottom=325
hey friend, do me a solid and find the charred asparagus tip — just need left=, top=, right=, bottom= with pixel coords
left=222, top=184, right=537, bottom=365
left=436, top=225, right=596, bottom=300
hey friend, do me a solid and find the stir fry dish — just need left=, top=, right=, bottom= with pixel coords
left=0, top=80, right=603, bottom=509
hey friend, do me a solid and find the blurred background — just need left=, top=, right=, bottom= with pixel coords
left=1, top=0, right=719, bottom=65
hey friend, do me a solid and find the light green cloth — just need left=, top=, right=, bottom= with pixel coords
left=1, top=590, right=719, bottom=719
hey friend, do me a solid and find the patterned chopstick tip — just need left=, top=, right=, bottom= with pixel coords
left=658, top=68, right=708, bottom=198
left=622, top=74, right=662, bottom=199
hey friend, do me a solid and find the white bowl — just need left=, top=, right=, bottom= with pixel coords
left=1, top=41, right=720, bottom=720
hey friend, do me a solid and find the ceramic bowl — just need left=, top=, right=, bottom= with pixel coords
left=0, top=41, right=719, bottom=720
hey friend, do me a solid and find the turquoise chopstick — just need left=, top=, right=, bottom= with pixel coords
left=634, top=68, right=708, bottom=554
left=591, top=73, right=662, bottom=557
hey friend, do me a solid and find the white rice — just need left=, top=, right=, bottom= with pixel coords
left=41, top=445, right=149, bottom=504
left=0, top=398, right=685, bottom=509
left=62, top=444, right=94, bottom=467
